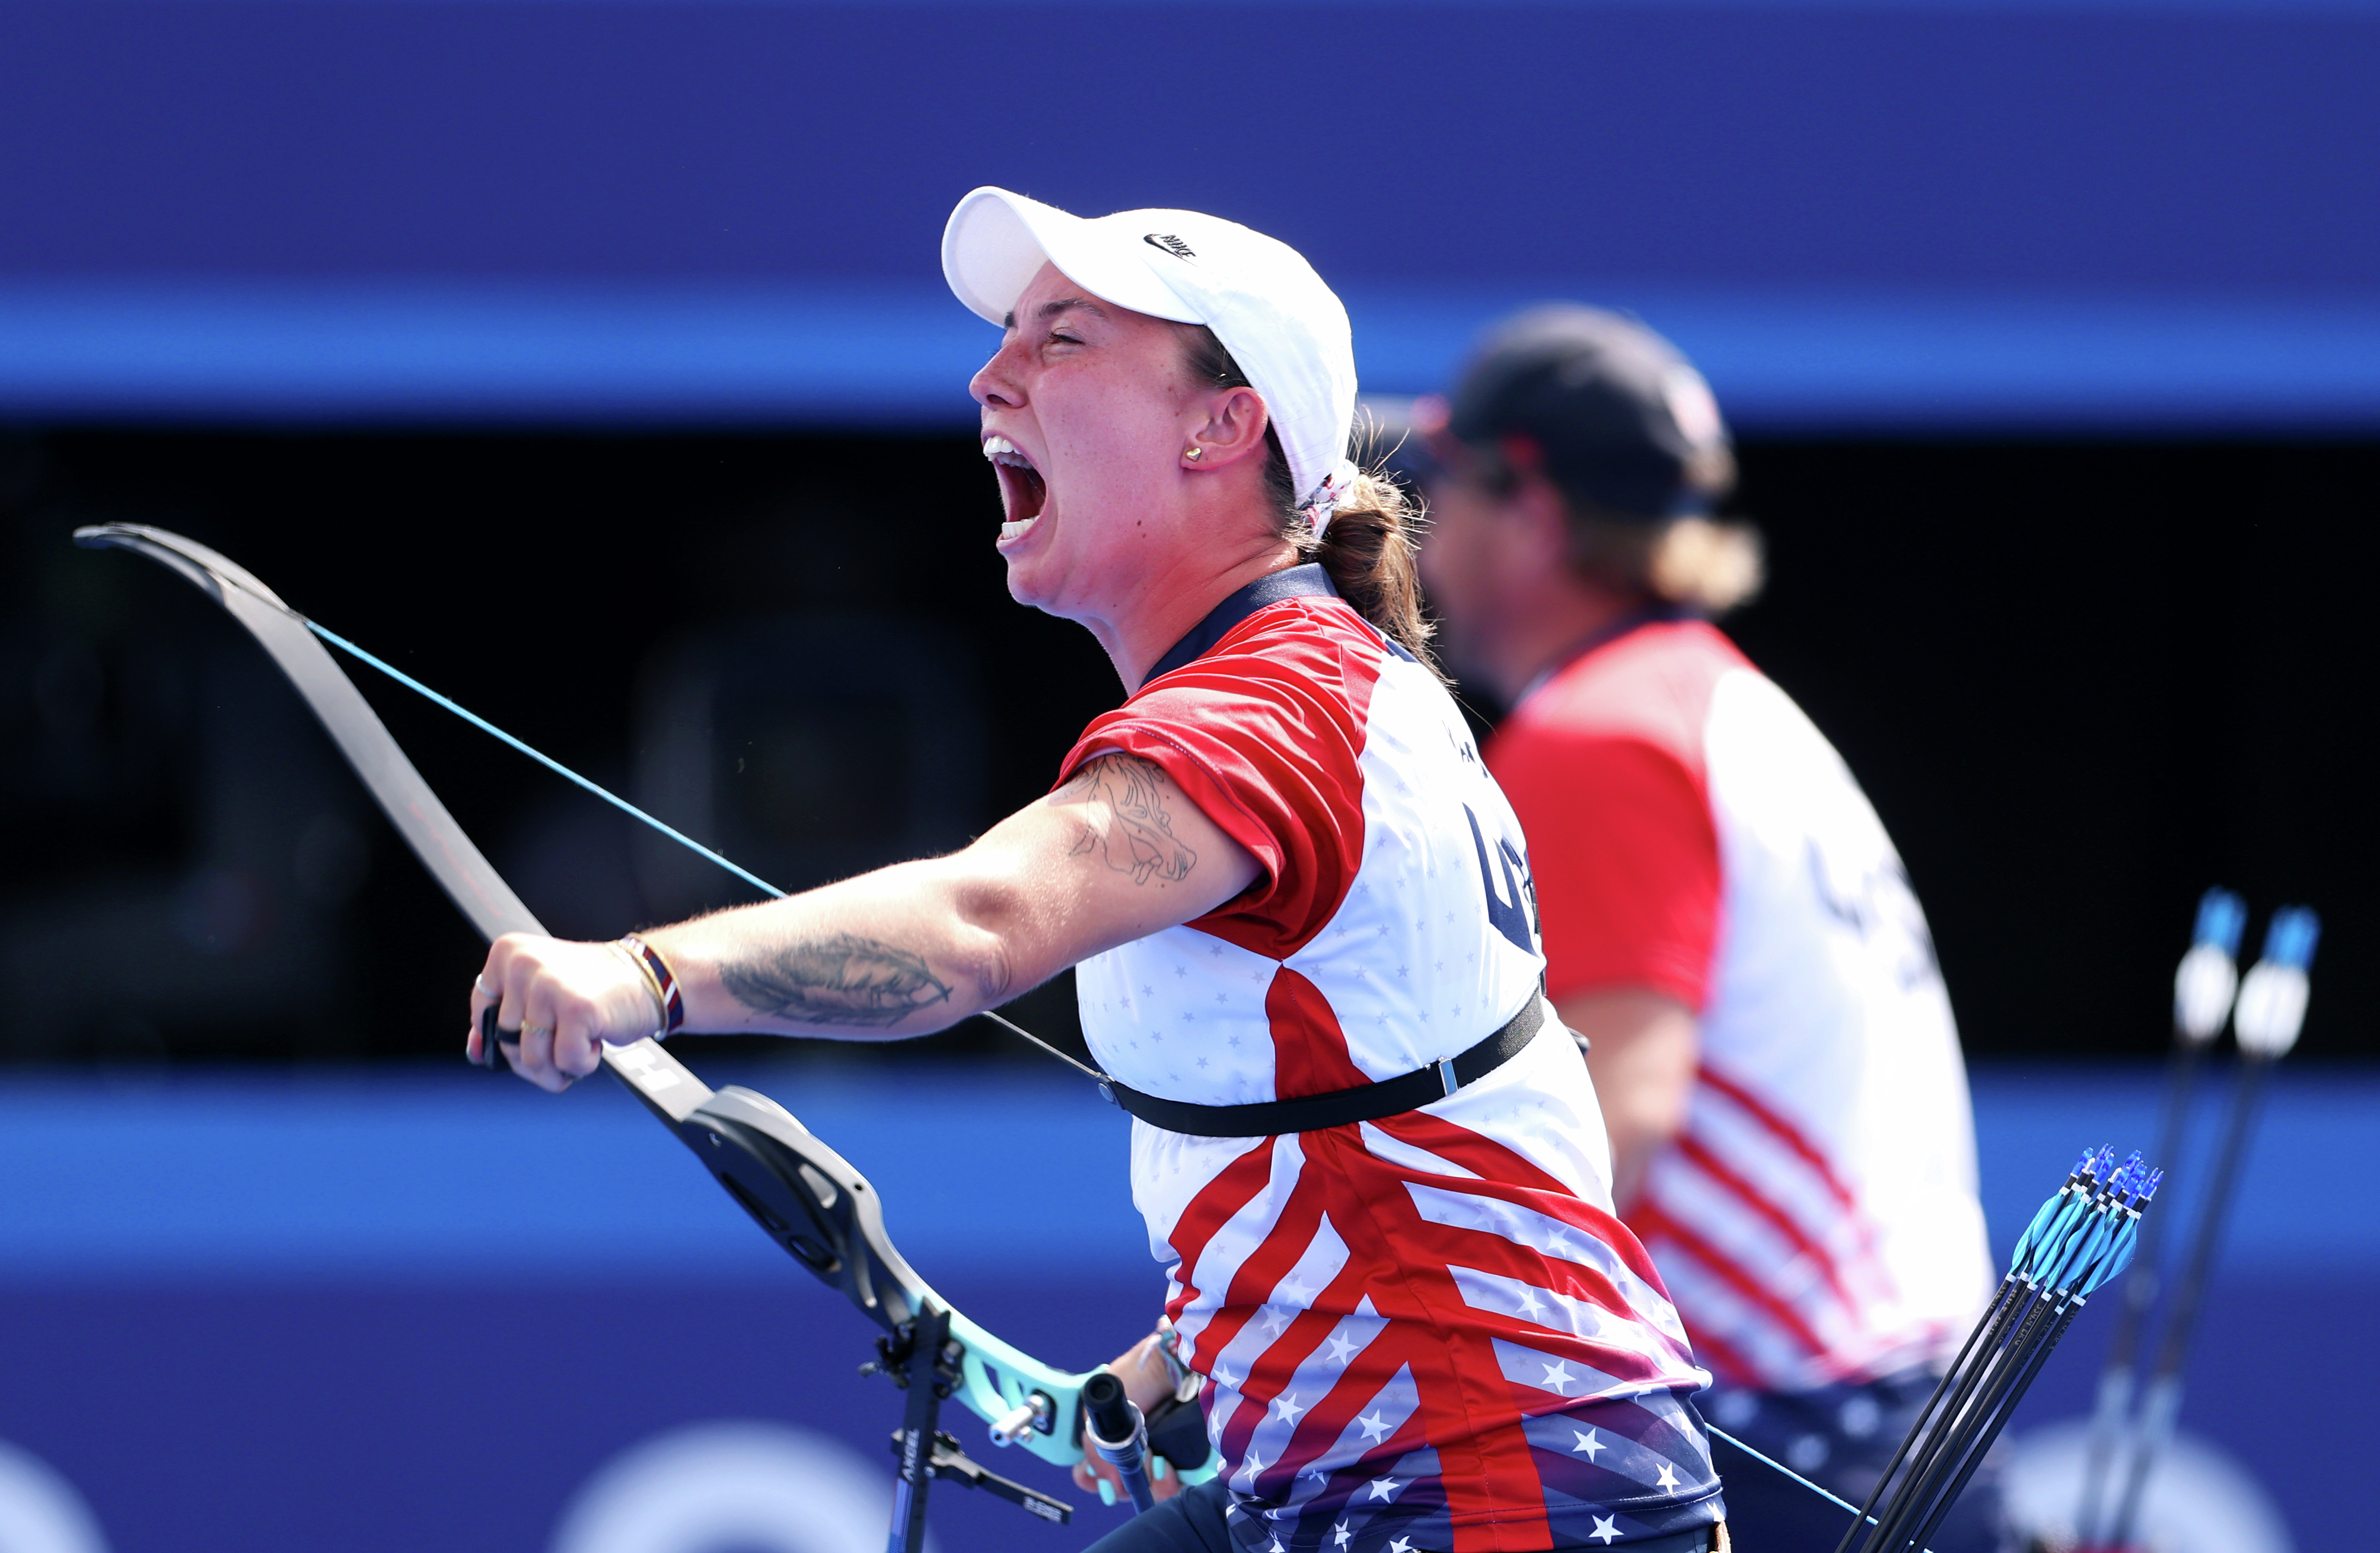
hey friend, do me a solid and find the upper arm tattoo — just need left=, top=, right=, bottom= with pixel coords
left=1055, top=754, right=1199, bottom=887
left=719, top=933, right=955, bottom=1027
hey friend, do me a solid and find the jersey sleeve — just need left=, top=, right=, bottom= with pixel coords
left=1489, top=725, right=1721, bottom=1011
left=1054, top=621, right=1371, bottom=958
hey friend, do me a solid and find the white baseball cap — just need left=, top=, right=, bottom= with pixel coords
left=942, top=187, right=1359, bottom=529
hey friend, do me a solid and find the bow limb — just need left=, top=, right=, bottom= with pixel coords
left=75, top=521, right=1105, bottom=1466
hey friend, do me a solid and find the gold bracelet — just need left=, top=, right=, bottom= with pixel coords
left=610, top=940, right=669, bottom=1040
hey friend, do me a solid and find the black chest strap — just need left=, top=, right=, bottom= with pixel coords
left=1101, top=994, right=1549, bottom=1138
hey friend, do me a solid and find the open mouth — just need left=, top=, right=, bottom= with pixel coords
left=982, top=435, right=1047, bottom=543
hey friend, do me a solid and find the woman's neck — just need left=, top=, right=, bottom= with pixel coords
left=1100, top=541, right=1302, bottom=695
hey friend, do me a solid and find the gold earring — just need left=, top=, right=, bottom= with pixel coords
left=1185, top=447, right=1202, bottom=461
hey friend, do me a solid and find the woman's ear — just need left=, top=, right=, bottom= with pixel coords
left=1183, top=385, right=1271, bottom=470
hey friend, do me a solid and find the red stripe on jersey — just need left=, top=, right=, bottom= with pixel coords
left=1695, top=1064, right=1901, bottom=1314
left=1629, top=1199, right=1830, bottom=1359
left=1694, top=1063, right=1859, bottom=1215
left=1378, top=1106, right=1680, bottom=1300
left=1266, top=965, right=1369, bottom=1099
left=1197, top=1157, right=1334, bottom=1379
left=1303, top=1126, right=1554, bottom=1551
left=1671, top=1132, right=1859, bottom=1317
left=1162, top=1137, right=1283, bottom=1329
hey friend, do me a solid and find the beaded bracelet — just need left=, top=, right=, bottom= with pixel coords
left=616, top=933, right=686, bottom=1041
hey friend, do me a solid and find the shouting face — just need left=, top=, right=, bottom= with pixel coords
left=968, top=263, right=1225, bottom=626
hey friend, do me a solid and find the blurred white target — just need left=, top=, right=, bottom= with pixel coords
left=550, top=1421, right=935, bottom=1553
left=0, top=1440, right=109, bottom=1553
left=2003, top=1420, right=2292, bottom=1553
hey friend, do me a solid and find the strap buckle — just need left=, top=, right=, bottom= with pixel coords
left=1435, top=1056, right=1461, bottom=1097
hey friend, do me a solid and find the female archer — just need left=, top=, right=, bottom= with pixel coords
left=467, top=188, right=1729, bottom=1553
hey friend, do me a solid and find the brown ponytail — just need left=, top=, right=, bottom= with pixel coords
left=1181, top=328, right=1441, bottom=674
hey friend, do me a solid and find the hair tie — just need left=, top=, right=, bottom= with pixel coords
left=1298, top=458, right=1361, bottom=540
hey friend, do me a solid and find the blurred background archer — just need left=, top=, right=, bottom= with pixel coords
left=0, top=4, right=2373, bottom=1551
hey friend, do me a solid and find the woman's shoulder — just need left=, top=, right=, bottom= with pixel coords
left=1135, top=593, right=1389, bottom=707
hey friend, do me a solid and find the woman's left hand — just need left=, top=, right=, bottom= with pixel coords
left=467, top=932, right=661, bottom=1092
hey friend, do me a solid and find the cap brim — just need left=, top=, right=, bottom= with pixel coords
left=943, top=187, right=1205, bottom=329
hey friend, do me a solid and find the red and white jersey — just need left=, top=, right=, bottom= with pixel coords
left=1488, top=619, right=1992, bottom=1395
left=1061, top=569, right=1723, bottom=1550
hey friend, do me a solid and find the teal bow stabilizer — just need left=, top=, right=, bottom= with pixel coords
left=1827, top=1147, right=2162, bottom=1553
left=70, top=523, right=1214, bottom=1522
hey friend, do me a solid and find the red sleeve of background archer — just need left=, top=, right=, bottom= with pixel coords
left=1487, top=725, right=1721, bottom=1011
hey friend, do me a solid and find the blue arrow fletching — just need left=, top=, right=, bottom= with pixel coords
left=2194, top=888, right=2247, bottom=955
left=2012, top=1185, right=2073, bottom=1270
left=2263, top=906, right=2322, bottom=970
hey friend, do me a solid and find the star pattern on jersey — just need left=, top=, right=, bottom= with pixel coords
left=1590, top=1515, right=1621, bottom=1544
left=1326, top=1332, right=1360, bottom=1364
left=1572, top=1428, right=1605, bottom=1460
left=1272, top=1392, right=1307, bottom=1425
left=1516, top=1286, right=1548, bottom=1320
left=1388, top=1539, right=1413, bottom=1553
left=1539, top=1360, right=1576, bottom=1394
left=1333, top=1523, right=1352, bottom=1548
left=1367, top=1476, right=1403, bottom=1502
left=1655, top=1461, right=1680, bottom=1491
left=1356, top=1410, right=1393, bottom=1444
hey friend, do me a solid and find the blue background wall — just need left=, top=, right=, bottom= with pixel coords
left=5, top=0, right=2379, bottom=426
left=1, top=1064, right=2366, bottom=1549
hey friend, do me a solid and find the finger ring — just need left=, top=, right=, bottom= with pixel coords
left=522, top=1023, right=553, bottom=1041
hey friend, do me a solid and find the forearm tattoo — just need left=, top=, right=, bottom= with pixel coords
left=1057, top=754, right=1198, bottom=886
left=719, top=933, right=955, bottom=1027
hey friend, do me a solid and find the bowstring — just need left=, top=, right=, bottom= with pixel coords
left=1706, top=1424, right=1938, bottom=1553
left=200, top=564, right=1104, bottom=1079
left=301, top=618, right=788, bottom=903
left=975, top=1008, right=1107, bottom=1085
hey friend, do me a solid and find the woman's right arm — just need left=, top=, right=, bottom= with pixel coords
left=471, top=753, right=1261, bottom=1090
